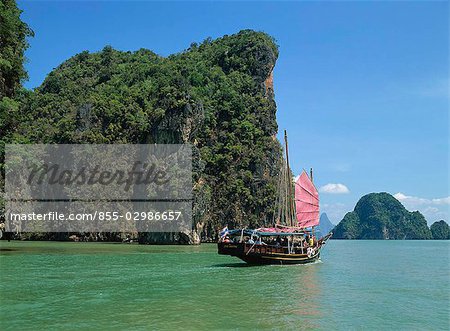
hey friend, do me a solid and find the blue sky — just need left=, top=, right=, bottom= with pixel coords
left=19, top=1, right=449, bottom=224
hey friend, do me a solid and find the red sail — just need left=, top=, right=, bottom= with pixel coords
left=294, top=171, right=319, bottom=228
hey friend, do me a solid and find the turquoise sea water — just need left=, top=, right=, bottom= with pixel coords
left=0, top=240, right=449, bottom=330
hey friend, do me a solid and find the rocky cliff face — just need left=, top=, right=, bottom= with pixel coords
left=333, top=193, right=432, bottom=240
left=10, top=30, right=282, bottom=244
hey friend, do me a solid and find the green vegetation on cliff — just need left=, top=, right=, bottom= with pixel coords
left=1, top=25, right=283, bottom=242
left=430, top=220, right=449, bottom=240
left=0, top=0, right=34, bottom=98
left=333, top=193, right=432, bottom=240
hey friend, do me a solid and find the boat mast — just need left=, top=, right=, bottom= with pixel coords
left=310, top=167, right=316, bottom=237
left=284, top=130, right=295, bottom=227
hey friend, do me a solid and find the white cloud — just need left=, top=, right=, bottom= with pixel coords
left=319, top=183, right=350, bottom=194
left=394, top=192, right=450, bottom=224
left=394, top=193, right=450, bottom=206
left=431, top=197, right=450, bottom=205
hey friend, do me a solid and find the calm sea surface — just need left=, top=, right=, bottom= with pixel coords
left=0, top=240, right=448, bottom=330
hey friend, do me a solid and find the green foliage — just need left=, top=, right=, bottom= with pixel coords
left=1, top=30, right=282, bottom=240
left=333, top=192, right=433, bottom=240
left=335, top=212, right=361, bottom=240
left=0, top=2, right=33, bottom=223
left=0, top=0, right=34, bottom=98
left=430, top=220, right=449, bottom=240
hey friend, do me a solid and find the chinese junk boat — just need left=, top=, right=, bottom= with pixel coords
left=218, top=131, right=332, bottom=265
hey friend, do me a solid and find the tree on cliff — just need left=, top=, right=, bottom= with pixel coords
left=333, top=192, right=432, bottom=240
left=1, top=0, right=33, bottom=156
left=430, top=220, right=449, bottom=240
left=0, top=0, right=34, bottom=229
left=0, top=0, right=34, bottom=98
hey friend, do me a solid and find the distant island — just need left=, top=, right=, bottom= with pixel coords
left=318, top=213, right=334, bottom=236
left=332, top=192, right=449, bottom=240
left=430, top=220, right=450, bottom=240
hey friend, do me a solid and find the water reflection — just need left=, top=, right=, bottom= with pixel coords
left=257, top=262, right=323, bottom=329
left=210, top=260, right=325, bottom=329
left=291, top=264, right=322, bottom=318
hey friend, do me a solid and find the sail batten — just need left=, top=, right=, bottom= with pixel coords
left=295, top=171, right=320, bottom=228
left=294, top=200, right=319, bottom=206
left=294, top=183, right=317, bottom=199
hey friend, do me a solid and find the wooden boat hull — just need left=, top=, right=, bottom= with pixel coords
left=218, top=242, right=321, bottom=265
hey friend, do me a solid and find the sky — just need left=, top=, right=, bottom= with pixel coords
left=19, top=1, right=449, bottom=224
